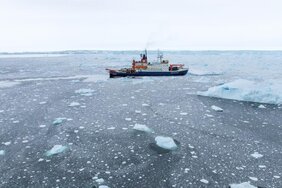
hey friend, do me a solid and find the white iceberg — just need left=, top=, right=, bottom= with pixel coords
left=45, top=145, right=67, bottom=156
left=211, top=105, right=223, bottom=112
left=230, top=182, right=256, bottom=188
left=133, top=124, right=153, bottom=133
left=198, top=79, right=282, bottom=105
left=155, top=136, right=177, bottom=150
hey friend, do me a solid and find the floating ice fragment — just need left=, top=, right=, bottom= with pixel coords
left=52, top=118, right=66, bottom=125
left=133, top=124, right=153, bottom=133
left=39, top=124, right=46, bottom=128
left=211, top=105, right=223, bottom=112
left=0, top=81, right=20, bottom=88
left=69, top=102, right=80, bottom=107
left=155, top=136, right=177, bottom=150
left=249, top=177, right=258, bottom=181
left=125, top=118, right=131, bottom=121
left=3, top=141, right=11, bottom=146
left=96, top=178, right=105, bottom=184
left=251, top=152, right=263, bottom=159
left=45, top=145, right=67, bottom=156
left=200, top=179, right=209, bottom=184
left=229, top=182, right=257, bottom=188
left=75, top=89, right=95, bottom=96
left=0, top=150, right=5, bottom=155
left=142, top=103, right=150, bottom=107
left=258, top=104, right=266, bottom=109
left=180, top=112, right=188, bottom=115
left=99, top=186, right=109, bottom=188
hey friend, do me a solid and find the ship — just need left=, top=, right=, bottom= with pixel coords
left=106, top=50, right=188, bottom=78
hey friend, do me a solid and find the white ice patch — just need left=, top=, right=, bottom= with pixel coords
left=198, top=79, right=282, bottom=104
left=68, top=102, right=80, bottom=107
left=230, top=182, right=257, bottom=188
left=155, top=136, right=177, bottom=150
left=0, top=81, right=20, bottom=88
left=0, top=150, right=5, bottom=155
left=200, top=179, right=209, bottom=184
left=258, top=104, right=266, bottom=109
left=75, top=88, right=95, bottom=96
left=82, top=74, right=108, bottom=83
left=45, top=145, right=67, bottom=156
left=52, top=118, right=67, bottom=125
left=99, top=186, right=109, bottom=188
left=189, top=68, right=223, bottom=76
left=251, top=152, right=263, bottom=159
left=133, top=124, right=153, bottom=133
left=211, top=105, right=223, bottom=112
left=95, top=178, right=105, bottom=184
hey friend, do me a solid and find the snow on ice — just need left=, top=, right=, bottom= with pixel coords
left=155, top=136, right=177, bottom=150
left=211, top=105, right=223, bottom=112
left=45, top=145, right=68, bottom=156
left=198, top=79, right=282, bottom=104
left=133, top=124, right=153, bottom=133
left=229, top=182, right=257, bottom=188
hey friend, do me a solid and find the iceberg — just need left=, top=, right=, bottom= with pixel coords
left=198, top=79, right=282, bottom=105
left=133, top=124, right=153, bottom=133
left=45, top=145, right=68, bottom=156
left=155, top=136, right=177, bottom=150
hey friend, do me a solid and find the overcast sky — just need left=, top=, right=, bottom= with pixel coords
left=1, top=0, right=282, bottom=52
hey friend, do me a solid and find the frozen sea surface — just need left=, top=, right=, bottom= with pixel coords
left=0, top=51, right=282, bottom=188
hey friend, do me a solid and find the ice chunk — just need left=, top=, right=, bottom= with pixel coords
left=249, top=177, right=258, bottom=181
left=3, top=141, right=11, bottom=146
left=99, top=186, right=109, bottom=188
left=230, top=182, right=257, bottom=188
left=155, top=136, right=177, bottom=150
left=211, top=105, right=223, bottom=112
left=251, top=152, right=263, bottom=159
left=198, top=79, right=282, bottom=104
left=68, top=102, right=80, bottom=107
left=45, top=145, right=67, bottom=156
left=258, top=104, right=266, bottom=109
left=180, top=112, right=188, bottom=115
left=52, top=118, right=66, bottom=125
left=96, top=178, right=105, bottom=184
left=0, top=150, right=5, bottom=155
left=200, top=179, right=209, bottom=184
left=133, top=124, right=153, bottom=133
left=75, top=89, right=95, bottom=96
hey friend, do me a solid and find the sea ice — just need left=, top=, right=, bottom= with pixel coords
left=200, top=179, right=209, bottom=184
left=75, top=89, right=95, bottom=96
left=198, top=79, right=282, bottom=104
left=52, top=118, right=66, bottom=125
left=68, top=102, right=80, bottom=107
left=258, top=104, right=266, bottom=109
left=229, top=182, right=256, bottom=188
left=45, top=145, right=67, bottom=156
left=0, top=150, right=5, bottom=155
left=133, top=124, right=153, bottom=133
left=0, top=81, right=20, bottom=88
left=251, top=152, right=263, bottom=159
left=211, top=105, right=223, bottom=112
left=99, top=186, right=109, bottom=188
left=155, top=136, right=177, bottom=150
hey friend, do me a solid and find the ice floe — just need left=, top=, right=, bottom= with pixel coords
left=75, top=88, right=95, bottom=96
left=52, top=118, right=67, bottom=125
left=258, top=104, right=266, bottom=109
left=45, top=145, right=68, bottom=156
left=155, top=136, right=177, bottom=150
left=99, top=186, right=109, bottom=188
left=198, top=79, right=282, bottom=104
left=0, top=150, right=5, bottom=155
left=251, top=152, right=263, bottom=159
left=211, top=105, right=223, bottom=112
left=229, top=182, right=257, bottom=188
left=0, top=81, right=20, bottom=88
left=133, top=124, right=153, bottom=133
left=68, top=102, right=80, bottom=107
left=200, top=179, right=209, bottom=184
